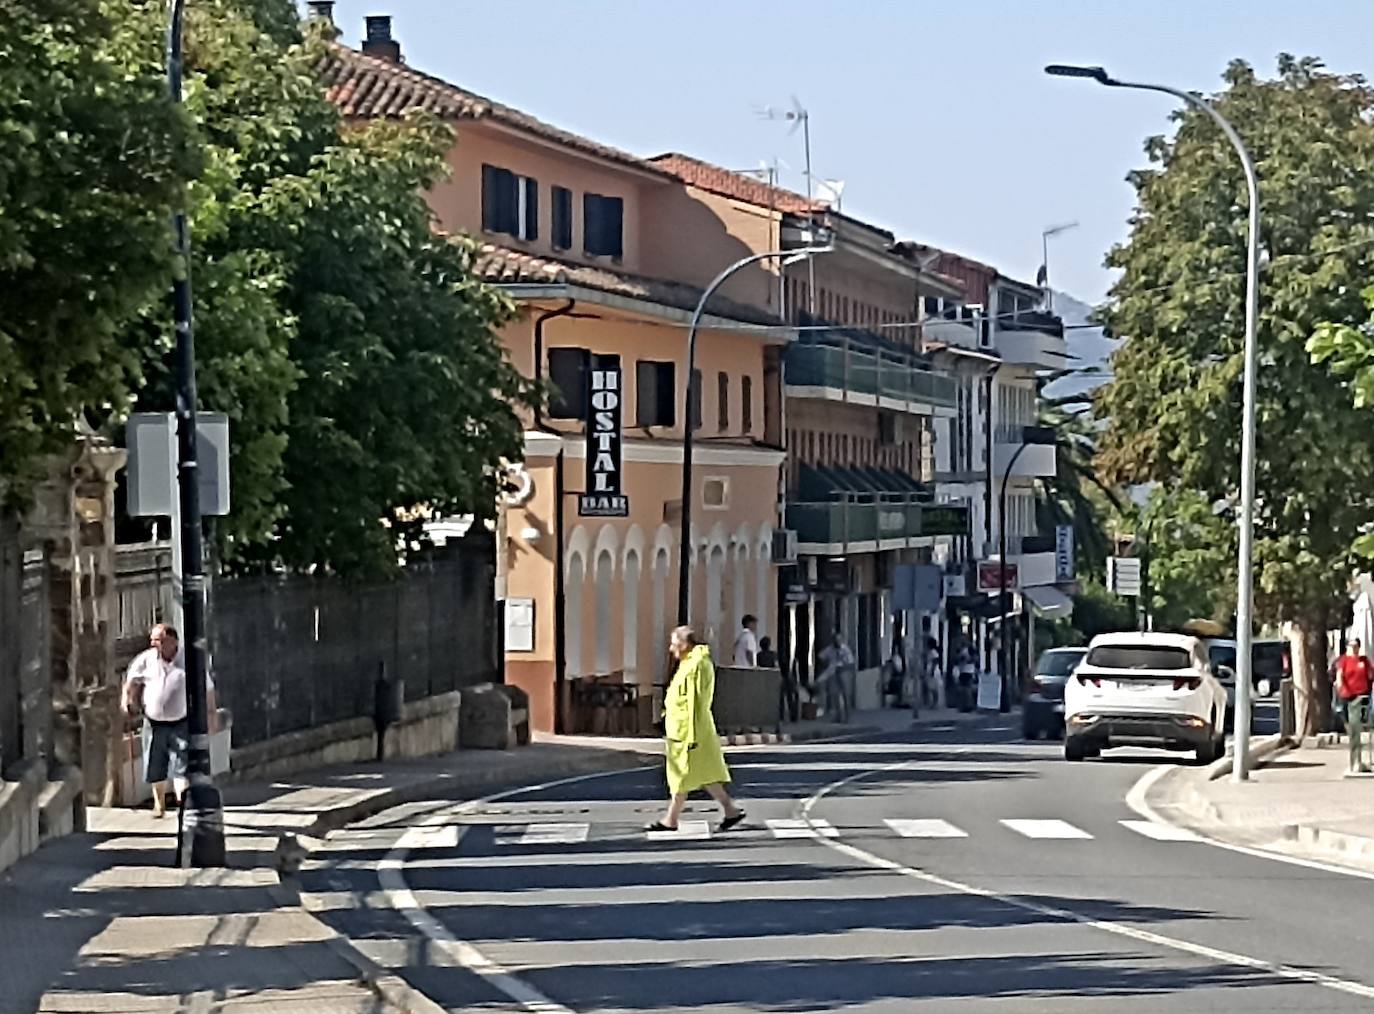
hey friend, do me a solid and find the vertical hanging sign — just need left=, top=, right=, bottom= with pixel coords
left=579, top=354, right=629, bottom=517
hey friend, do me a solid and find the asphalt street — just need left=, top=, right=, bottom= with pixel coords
left=300, top=705, right=1371, bottom=1013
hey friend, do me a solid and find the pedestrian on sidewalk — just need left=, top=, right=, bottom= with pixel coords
left=647, top=625, right=746, bottom=834
left=817, top=631, right=855, bottom=723
left=733, top=614, right=759, bottom=667
left=121, top=623, right=215, bottom=818
left=1335, top=638, right=1373, bottom=741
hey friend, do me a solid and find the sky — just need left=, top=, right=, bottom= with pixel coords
left=318, top=0, right=1374, bottom=306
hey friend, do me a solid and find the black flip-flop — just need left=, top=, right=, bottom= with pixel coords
left=717, top=812, right=747, bottom=833
left=644, top=820, right=678, bottom=832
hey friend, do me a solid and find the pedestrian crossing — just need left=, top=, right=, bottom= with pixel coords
left=476, top=815, right=1201, bottom=846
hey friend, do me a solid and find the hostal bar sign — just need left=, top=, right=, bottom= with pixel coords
left=579, top=354, right=629, bottom=517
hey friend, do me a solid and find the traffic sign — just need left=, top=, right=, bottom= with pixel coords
left=1108, top=556, right=1142, bottom=596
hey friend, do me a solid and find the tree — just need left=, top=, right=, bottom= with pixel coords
left=121, top=2, right=535, bottom=574
left=0, top=0, right=192, bottom=506
left=1095, top=56, right=1374, bottom=734
left=1136, top=488, right=1237, bottom=633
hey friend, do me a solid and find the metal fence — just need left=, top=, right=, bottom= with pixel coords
left=114, top=542, right=174, bottom=674
left=208, top=537, right=499, bottom=747
left=0, top=516, right=51, bottom=774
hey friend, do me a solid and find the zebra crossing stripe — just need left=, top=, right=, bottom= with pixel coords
left=646, top=819, right=712, bottom=841
left=508, top=823, right=590, bottom=846
left=768, top=818, right=839, bottom=838
left=1120, top=819, right=1200, bottom=842
left=1002, top=818, right=1093, bottom=840
left=884, top=819, right=968, bottom=838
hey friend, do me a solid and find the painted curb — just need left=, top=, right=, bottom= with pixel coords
left=1282, top=823, right=1374, bottom=864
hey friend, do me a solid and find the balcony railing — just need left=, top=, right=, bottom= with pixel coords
left=786, top=495, right=970, bottom=548
left=784, top=331, right=958, bottom=410
left=996, top=309, right=1065, bottom=339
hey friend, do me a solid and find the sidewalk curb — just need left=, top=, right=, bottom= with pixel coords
left=1281, top=822, right=1374, bottom=864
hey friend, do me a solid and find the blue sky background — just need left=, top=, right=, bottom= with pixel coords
left=317, top=1, right=1373, bottom=306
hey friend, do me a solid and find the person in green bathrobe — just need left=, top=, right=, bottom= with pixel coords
left=646, top=625, right=747, bottom=833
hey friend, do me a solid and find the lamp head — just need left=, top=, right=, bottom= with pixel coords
left=1045, top=64, right=1113, bottom=85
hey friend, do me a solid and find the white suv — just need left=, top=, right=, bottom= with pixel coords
left=1063, top=632, right=1227, bottom=763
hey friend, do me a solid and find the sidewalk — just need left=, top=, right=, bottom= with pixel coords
left=0, top=742, right=655, bottom=1014
left=2, top=706, right=966, bottom=1013
left=1148, top=735, right=1374, bottom=870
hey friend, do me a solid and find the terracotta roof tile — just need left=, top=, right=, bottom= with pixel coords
left=648, top=153, right=826, bottom=213
left=318, top=43, right=670, bottom=177
left=474, top=244, right=784, bottom=327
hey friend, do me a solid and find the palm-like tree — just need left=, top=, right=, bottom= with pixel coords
left=1035, top=393, right=1123, bottom=578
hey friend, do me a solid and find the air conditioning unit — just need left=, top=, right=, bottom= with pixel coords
left=771, top=528, right=798, bottom=564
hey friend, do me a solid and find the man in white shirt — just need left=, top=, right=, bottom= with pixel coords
left=121, top=624, right=215, bottom=817
left=733, top=615, right=759, bottom=667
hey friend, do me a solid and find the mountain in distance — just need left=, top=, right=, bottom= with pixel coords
left=1044, top=290, right=1118, bottom=403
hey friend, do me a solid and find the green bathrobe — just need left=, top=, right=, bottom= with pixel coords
left=664, top=644, right=731, bottom=794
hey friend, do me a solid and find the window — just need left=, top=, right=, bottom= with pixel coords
left=635, top=360, right=675, bottom=428
left=717, top=372, right=730, bottom=431
left=688, top=368, right=702, bottom=431
left=742, top=376, right=753, bottom=434
left=547, top=347, right=589, bottom=419
left=552, top=186, right=573, bottom=251
left=583, top=193, right=624, bottom=257
left=702, top=477, right=730, bottom=510
left=481, top=164, right=537, bottom=241
left=1086, top=645, right=1191, bottom=671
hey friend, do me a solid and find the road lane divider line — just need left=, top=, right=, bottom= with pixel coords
left=1119, top=818, right=1200, bottom=842
left=768, top=818, right=839, bottom=838
left=799, top=760, right=1374, bottom=1001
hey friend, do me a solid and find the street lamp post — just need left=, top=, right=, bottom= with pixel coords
left=1046, top=64, right=1261, bottom=781
left=677, top=243, right=831, bottom=627
left=168, top=0, right=225, bottom=865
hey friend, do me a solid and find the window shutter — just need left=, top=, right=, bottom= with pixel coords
left=482, top=164, right=501, bottom=232
left=523, top=177, right=538, bottom=241
left=548, top=347, right=589, bottom=419
left=553, top=186, right=573, bottom=250
left=583, top=193, right=624, bottom=257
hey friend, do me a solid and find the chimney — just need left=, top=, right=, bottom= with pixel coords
left=361, top=15, right=402, bottom=63
left=306, top=0, right=335, bottom=22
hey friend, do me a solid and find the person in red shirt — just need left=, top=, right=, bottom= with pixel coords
left=1335, top=638, right=1373, bottom=720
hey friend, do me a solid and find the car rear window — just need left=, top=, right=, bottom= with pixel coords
left=1253, top=643, right=1286, bottom=676
left=1209, top=645, right=1237, bottom=669
left=1086, top=645, right=1191, bottom=670
left=1038, top=651, right=1086, bottom=677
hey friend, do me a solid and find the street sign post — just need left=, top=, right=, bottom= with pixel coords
left=1108, top=556, right=1142, bottom=597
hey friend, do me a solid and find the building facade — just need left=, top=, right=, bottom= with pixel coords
left=324, top=21, right=792, bottom=731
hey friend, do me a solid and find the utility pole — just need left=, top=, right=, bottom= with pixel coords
left=168, top=0, right=225, bottom=866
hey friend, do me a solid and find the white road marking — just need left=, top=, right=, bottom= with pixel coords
left=495, top=822, right=589, bottom=846
left=1120, top=818, right=1199, bottom=842
left=1002, top=818, right=1093, bottom=839
left=800, top=761, right=1374, bottom=1002
left=646, top=819, right=711, bottom=841
left=1127, top=762, right=1374, bottom=882
left=403, top=825, right=459, bottom=848
left=884, top=818, right=968, bottom=838
left=768, top=818, right=838, bottom=838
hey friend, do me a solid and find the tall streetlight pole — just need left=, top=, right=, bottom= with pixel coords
left=168, top=0, right=225, bottom=865
left=1046, top=64, right=1261, bottom=781
left=998, top=425, right=1056, bottom=713
left=1040, top=222, right=1079, bottom=313
left=677, top=243, right=831, bottom=628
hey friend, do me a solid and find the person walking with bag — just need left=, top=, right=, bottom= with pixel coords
left=647, top=625, right=746, bottom=834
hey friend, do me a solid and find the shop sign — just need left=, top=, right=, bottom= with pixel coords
left=578, top=354, right=629, bottom=518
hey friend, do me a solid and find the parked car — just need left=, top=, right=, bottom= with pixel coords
left=1063, top=632, right=1228, bottom=763
left=1022, top=647, right=1088, bottom=740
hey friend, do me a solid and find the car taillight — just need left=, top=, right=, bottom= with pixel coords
left=1173, top=676, right=1202, bottom=691
left=1076, top=674, right=1101, bottom=687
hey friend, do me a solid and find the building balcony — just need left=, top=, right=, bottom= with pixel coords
left=786, top=494, right=970, bottom=554
left=993, top=310, right=1069, bottom=371
left=784, top=327, right=958, bottom=417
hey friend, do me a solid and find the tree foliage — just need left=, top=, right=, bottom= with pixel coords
left=1096, top=56, right=1374, bottom=730
left=1136, top=488, right=1237, bottom=633
left=0, top=0, right=192, bottom=505
left=1097, top=56, right=1374, bottom=621
left=120, top=1, right=534, bottom=575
